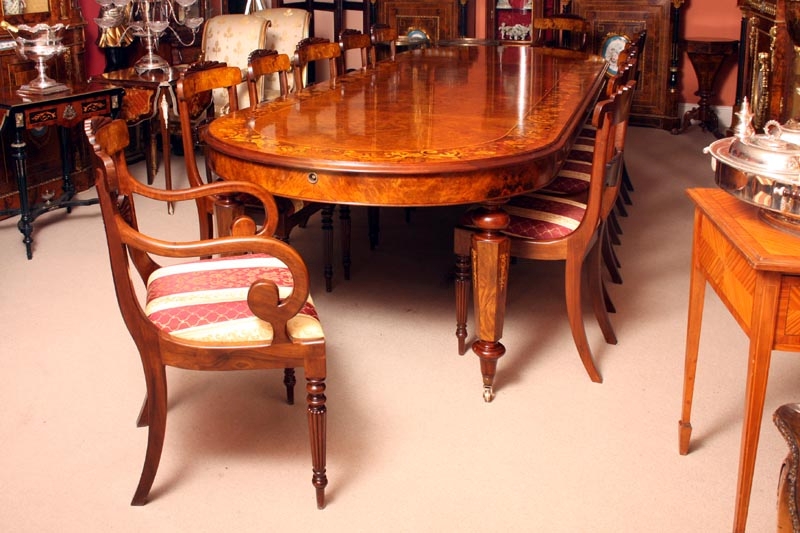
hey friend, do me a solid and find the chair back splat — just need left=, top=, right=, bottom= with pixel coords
left=292, top=37, right=341, bottom=90
left=370, top=23, right=397, bottom=64
left=84, top=116, right=328, bottom=509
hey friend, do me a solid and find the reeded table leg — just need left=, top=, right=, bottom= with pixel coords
left=470, top=203, right=510, bottom=402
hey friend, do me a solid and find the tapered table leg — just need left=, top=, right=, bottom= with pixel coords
left=470, top=203, right=510, bottom=402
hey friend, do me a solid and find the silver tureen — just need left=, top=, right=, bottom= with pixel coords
left=705, top=98, right=800, bottom=236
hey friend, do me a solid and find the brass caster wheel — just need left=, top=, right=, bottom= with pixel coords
left=483, top=385, right=495, bottom=402
left=167, top=202, right=174, bottom=216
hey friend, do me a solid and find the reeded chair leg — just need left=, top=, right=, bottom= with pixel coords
left=132, top=364, right=167, bottom=506
left=564, top=257, right=602, bottom=383
left=284, top=368, right=296, bottom=405
left=454, top=252, right=471, bottom=355
left=306, top=378, right=328, bottom=510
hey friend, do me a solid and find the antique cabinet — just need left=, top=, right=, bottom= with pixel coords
left=736, top=0, right=800, bottom=130
left=377, top=0, right=460, bottom=42
left=570, top=0, right=684, bottom=131
left=0, top=0, right=90, bottom=214
left=488, top=0, right=537, bottom=43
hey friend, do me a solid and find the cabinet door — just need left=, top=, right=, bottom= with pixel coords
left=571, top=0, right=681, bottom=130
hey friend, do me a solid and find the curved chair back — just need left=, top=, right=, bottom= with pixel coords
left=247, top=49, right=292, bottom=105
left=292, top=37, right=341, bottom=90
left=339, top=28, right=372, bottom=71
left=370, top=23, right=397, bottom=63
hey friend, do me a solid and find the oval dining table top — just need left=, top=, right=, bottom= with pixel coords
left=205, top=45, right=608, bottom=208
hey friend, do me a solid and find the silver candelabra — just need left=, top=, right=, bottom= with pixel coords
left=94, top=0, right=203, bottom=74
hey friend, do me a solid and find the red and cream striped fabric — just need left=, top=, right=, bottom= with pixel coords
left=145, top=254, right=323, bottom=344
left=540, top=136, right=594, bottom=196
left=503, top=193, right=587, bottom=240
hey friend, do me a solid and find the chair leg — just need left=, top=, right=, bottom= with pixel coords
left=608, top=211, right=622, bottom=245
left=587, top=235, right=617, bottom=346
left=564, top=256, right=602, bottom=383
left=321, top=205, right=334, bottom=292
left=306, top=377, right=328, bottom=510
left=339, top=206, right=351, bottom=281
left=603, top=280, right=616, bottom=314
left=284, top=368, right=296, bottom=405
left=367, top=207, right=380, bottom=250
left=615, top=195, right=628, bottom=217
left=132, top=363, right=167, bottom=506
left=602, top=227, right=623, bottom=285
left=622, top=160, right=634, bottom=193
left=455, top=252, right=471, bottom=355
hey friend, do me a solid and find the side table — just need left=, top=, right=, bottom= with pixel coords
left=681, top=38, right=739, bottom=137
left=93, top=67, right=184, bottom=213
left=0, top=82, right=124, bottom=259
left=679, top=188, right=800, bottom=532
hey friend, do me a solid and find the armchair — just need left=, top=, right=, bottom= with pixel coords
left=84, top=116, right=328, bottom=508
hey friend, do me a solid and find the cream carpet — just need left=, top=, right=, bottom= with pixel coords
left=1, top=125, right=797, bottom=532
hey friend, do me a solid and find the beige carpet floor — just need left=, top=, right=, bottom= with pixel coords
left=2, top=124, right=798, bottom=532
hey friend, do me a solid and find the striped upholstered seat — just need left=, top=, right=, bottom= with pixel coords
left=146, top=254, right=323, bottom=344
left=502, top=193, right=587, bottom=240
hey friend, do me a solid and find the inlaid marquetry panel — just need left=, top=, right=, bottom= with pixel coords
left=697, top=214, right=756, bottom=334
left=777, top=277, right=800, bottom=347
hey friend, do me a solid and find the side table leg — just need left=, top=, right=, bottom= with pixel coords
left=160, top=93, right=174, bottom=215
left=470, top=203, right=510, bottom=402
left=732, top=273, right=780, bottom=533
left=11, top=130, right=33, bottom=259
left=679, top=211, right=707, bottom=454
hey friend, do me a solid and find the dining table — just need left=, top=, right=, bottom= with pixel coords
left=204, top=44, right=608, bottom=401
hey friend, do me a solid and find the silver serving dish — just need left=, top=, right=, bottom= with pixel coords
left=705, top=100, right=800, bottom=236
left=14, top=23, right=69, bottom=95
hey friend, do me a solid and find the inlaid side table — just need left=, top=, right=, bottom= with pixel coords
left=681, top=38, right=739, bottom=137
left=679, top=188, right=800, bottom=533
left=0, top=82, right=124, bottom=259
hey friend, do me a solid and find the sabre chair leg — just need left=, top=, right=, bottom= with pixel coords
left=284, top=368, right=296, bottom=405
left=132, top=364, right=167, bottom=506
left=564, top=256, right=602, bottom=383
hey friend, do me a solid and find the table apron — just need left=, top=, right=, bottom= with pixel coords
left=207, top=151, right=565, bottom=207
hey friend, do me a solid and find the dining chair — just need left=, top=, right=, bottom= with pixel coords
left=291, top=37, right=350, bottom=291
left=370, top=23, right=397, bottom=64
left=245, top=49, right=337, bottom=269
left=532, top=14, right=591, bottom=58
left=339, top=28, right=373, bottom=71
left=453, top=81, right=636, bottom=384
left=175, top=61, right=243, bottom=240
left=84, top=116, right=328, bottom=509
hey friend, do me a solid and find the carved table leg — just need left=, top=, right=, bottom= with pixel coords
left=10, top=130, right=33, bottom=259
left=470, top=203, right=510, bottom=402
left=159, top=93, right=174, bottom=215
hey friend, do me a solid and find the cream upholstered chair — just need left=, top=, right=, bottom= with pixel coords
left=84, top=116, right=328, bottom=509
left=251, top=7, right=311, bottom=93
left=201, top=14, right=269, bottom=111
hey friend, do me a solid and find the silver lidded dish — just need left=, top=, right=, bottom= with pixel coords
left=704, top=98, right=800, bottom=236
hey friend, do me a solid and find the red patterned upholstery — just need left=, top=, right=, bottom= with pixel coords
left=146, top=254, right=323, bottom=343
left=540, top=136, right=594, bottom=195
left=504, top=193, right=587, bottom=239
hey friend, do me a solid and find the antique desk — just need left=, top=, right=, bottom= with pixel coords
left=92, top=66, right=184, bottom=212
left=204, top=45, right=608, bottom=401
left=680, top=188, right=800, bottom=532
left=0, top=82, right=123, bottom=258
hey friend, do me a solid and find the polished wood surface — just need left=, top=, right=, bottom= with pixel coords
left=205, top=45, right=608, bottom=399
left=680, top=188, right=800, bottom=532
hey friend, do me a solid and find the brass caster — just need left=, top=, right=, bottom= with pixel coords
left=167, top=202, right=174, bottom=216
left=483, top=385, right=495, bottom=402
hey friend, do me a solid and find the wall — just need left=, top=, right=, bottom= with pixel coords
left=79, top=0, right=743, bottom=107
